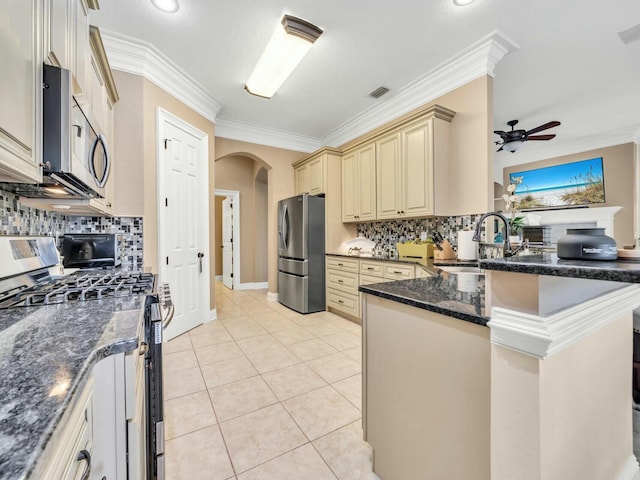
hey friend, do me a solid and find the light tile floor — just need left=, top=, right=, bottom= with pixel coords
left=163, top=282, right=376, bottom=479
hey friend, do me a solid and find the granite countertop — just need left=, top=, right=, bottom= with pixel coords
left=359, top=271, right=488, bottom=326
left=0, top=295, right=147, bottom=480
left=479, top=253, right=640, bottom=283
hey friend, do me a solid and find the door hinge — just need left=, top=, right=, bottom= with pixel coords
left=230, top=273, right=233, bottom=278
left=165, top=198, right=168, bottom=207
left=166, top=256, right=169, bottom=265
left=163, top=138, right=171, bottom=149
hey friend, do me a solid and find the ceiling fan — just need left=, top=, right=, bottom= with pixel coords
left=494, top=119, right=561, bottom=153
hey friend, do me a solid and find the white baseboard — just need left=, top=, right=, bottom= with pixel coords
left=617, top=455, right=640, bottom=480
left=267, top=291, right=278, bottom=302
left=208, top=308, right=217, bottom=322
left=238, top=282, right=269, bottom=291
left=215, top=275, right=223, bottom=281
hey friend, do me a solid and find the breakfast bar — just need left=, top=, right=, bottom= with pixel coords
left=360, top=255, right=640, bottom=480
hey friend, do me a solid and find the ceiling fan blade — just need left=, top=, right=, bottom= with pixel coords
left=527, top=134, right=556, bottom=141
left=525, top=121, right=560, bottom=136
left=493, top=130, right=506, bottom=135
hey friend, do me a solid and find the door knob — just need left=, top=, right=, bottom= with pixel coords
left=197, top=252, right=204, bottom=273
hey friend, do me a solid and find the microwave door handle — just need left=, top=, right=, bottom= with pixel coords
left=100, top=134, right=111, bottom=187
left=89, top=134, right=109, bottom=188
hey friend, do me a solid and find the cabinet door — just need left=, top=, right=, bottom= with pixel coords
left=307, top=155, right=324, bottom=195
left=0, top=0, right=42, bottom=183
left=402, top=119, right=434, bottom=217
left=294, top=163, right=309, bottom=195
left=357, top=143, right=376, bottom=221
left=375, top=132, right=401, bottom=220
left=48, top=0, right=72, bottom=68
left=72, top=0, right=89, bottom=97
left=341, top=151, right=358, bottom=222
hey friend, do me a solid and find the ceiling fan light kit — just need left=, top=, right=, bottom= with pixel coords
left=245, top=14, right=323, bottom=99
left=453, top=0, right=476, bottom=5
left=494, top=119, right=560, bottom=153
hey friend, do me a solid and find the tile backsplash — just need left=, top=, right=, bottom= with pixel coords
left=357, top=214, right=484, bottom=257
left=0, top=189, right=143, bottom=269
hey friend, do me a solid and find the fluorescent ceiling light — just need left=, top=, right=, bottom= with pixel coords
left=151, top=0, right=179, bottom=13
left=245, top=15, right=323, bottom=99
left=453, top=0, right=476, bottom=5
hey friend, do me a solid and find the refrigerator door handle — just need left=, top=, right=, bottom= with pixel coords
left=282, top=204, right=289, bottom=250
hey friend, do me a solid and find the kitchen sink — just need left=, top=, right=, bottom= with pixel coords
left=437, top=266, right=484, bottom=274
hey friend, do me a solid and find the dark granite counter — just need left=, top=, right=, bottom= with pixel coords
left=0, top=295, right=146, bottom=480
left=359, top=272, right=488, bottom=326
left=479, top=253, right=640, bottom=283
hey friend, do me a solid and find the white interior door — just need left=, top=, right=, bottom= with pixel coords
left=222, top=197, right=233, bottom=289
left=158, top=109, right=209, bottom=340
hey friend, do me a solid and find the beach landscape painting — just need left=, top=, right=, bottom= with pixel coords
left=510, top=157, right=605, bottom=209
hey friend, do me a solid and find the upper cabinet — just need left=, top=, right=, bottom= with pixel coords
left=343, top=105, right=455, bottom=223
left=0, top=0, right=43, bottom=183
left=342, top=142, right=376, bottom=222
left=293, top=151, right=327, bottom=196
left=377, top=118, right=435, bottom=220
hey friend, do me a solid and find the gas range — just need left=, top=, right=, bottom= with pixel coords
left=0, top=270, right=154, bottom=309
left=0, top=236, right=155, bottom=310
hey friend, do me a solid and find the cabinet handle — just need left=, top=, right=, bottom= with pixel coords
left=337, top=263, right=344, bottom=266
left=337, top=279, right=343, bottom=283
left=338, top=300, right=344, bottom=304
left=366, top=267, right=374, bottom=270
left=77, top=450, right=91, bottom=480
left=392, top=270, right=402, bottom=274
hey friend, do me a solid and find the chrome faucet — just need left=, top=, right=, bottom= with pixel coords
left=472, top=211, right=522, bottom=257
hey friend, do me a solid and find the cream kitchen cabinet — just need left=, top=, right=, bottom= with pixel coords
left=294, top=154, right=323, bottom=195
left=376, top=118, right=437, bottom=220
left=0, top=0, right=43, bottom=183
left=341, top=143, right=376, bottom=222
left=293, top=147, right=341, bottom=196
left=327, top=255, right=421, bottom=323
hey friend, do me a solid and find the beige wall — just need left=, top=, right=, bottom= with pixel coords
left=214, top=196, right=223, bottom=276
left=112, top=71, right=217, bottom=309
left=503, top=143, right=635, bottom=245
left=254, top=167, right=268, bottom=283
left=215, top=155, right=257, bottom=284
left=215, top=138, right=306, bottom=294
left=112, top=71, right=144, bottom=217
left=491, top=314, right=633, bottom=479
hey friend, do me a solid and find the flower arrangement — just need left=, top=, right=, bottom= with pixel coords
left=503, top=176, right=524, bottom=236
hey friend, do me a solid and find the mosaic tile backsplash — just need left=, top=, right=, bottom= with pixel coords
left=0, top=189, right=143, bottom=270
left=357, top=214, right=485, bottom=257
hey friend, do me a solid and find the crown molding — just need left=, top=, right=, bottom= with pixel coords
left=215, top=118, right=321, bottom=153
left=321, top=30, right=519, bottom=148
left=100, top=29, right=222, bottom=123
left=489, top=284, right=640, bottom=359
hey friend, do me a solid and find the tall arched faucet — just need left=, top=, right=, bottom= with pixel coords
left=472, top=212, right=521, bottom=257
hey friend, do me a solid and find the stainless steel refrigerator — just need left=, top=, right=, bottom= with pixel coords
left=278, top=194, right=325, bottom=313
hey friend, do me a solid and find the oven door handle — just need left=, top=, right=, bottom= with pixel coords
left=162, top=303, right=175, bottom=330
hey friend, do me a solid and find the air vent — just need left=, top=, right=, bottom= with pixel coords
left=369, top=86, right=390, bottom=99
left=618, top=23, right=640, bottom=44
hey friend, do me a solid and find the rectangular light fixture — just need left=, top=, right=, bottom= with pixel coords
left=245, top=14, right=323, bottom=99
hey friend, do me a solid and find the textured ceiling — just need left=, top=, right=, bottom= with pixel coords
left=92, top=0, right=640, bottom=173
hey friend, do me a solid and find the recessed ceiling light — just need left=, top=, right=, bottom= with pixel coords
left=151, top=0, right=179, bottom=13
left=453, top=0, right=476, bottom=5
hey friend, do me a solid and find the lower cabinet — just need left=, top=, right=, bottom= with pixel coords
left=33, top=347, right=144, bottom=480
left=327, top=255, right=428, bottom=322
